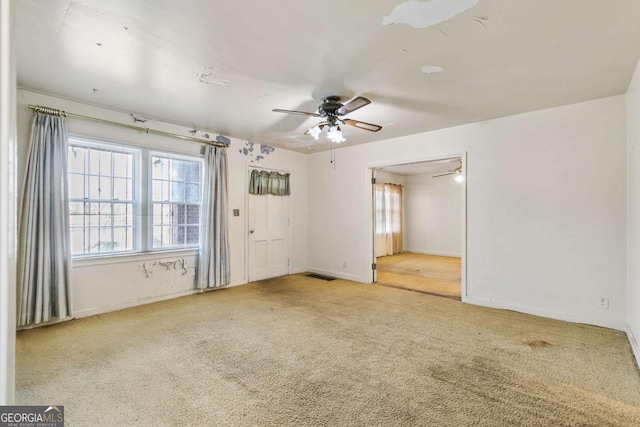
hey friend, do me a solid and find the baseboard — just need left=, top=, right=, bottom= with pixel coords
left=290, top=267, right=308, bottom=275
left=74, top=288, right=198, bottom=318
left=306, top=267, right=364, bottom=283
left=625, top=324, right=640, bottom=369
left=404, top=249, right=461, bottom=258
left=463, top=296, right=627, bottom=332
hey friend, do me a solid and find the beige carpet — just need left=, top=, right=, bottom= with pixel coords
left=16, top=274, right=640, bottom=426
left=377, top=252, right=462, bottom=298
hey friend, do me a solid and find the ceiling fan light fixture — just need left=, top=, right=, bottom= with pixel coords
left=327, top=125, right=345, bottom=143
left=308, top=125, right=322, bottom=140
left=454, top=170, right=464, bottom=182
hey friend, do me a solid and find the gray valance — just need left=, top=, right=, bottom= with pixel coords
left=249, top=169, right=290, bottom=196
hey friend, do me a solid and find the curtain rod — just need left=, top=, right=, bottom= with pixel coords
left=249, top=165, right=290, bottom=173
left=27, top=105, right=230, bottom=148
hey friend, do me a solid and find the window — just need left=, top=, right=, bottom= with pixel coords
left=151, top=156, right=201, bottom=248
left=68, top=138, right=203, bottom=256
left=68, top=144, right=136, bottom=255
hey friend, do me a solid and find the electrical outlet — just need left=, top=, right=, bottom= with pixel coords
left=343, top=261, right=347, bottom=268
left=598, top=297, right=609, bottom=310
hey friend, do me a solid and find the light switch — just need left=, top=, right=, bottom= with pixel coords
left=233, top=209, right=240, bottom=217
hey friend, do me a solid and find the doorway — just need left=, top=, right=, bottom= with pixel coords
left=371, top=156, right=466, bottom=300
left=248, top=167, right=291, bottom=282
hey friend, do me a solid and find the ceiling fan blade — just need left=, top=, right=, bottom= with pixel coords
left=343, top=118, right=382, bottom=132
left=272, top=109, right=321, bottom=117
left=432, top=172, right=455, bottom=178
left=337, top=96, right=371, bottom=115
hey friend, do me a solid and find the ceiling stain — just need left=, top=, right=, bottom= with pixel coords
left=198, top=66, right=229, bottom=86
left=383, top=0, right=480, bottom=29
left=421, top=65, right=444, bottom=74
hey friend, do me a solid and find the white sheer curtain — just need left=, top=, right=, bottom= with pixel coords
left=197, top=145, right=230, bottom=289
left=17, top=112, right=72, bottom=326
left=375, top=183, right=403, bottom=257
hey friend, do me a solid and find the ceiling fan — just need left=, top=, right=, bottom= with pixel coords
left=273, top=96, right=382, bottom=143
left=433, top=160, right=464, bottom=182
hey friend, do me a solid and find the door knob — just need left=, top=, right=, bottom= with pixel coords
left=249, top=229, right=255, bottom=234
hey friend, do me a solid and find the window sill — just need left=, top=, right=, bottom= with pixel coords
left=72, top=248, right=199, bottom=267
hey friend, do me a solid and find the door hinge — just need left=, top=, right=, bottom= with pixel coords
left=371, top=177, right=376, bottom=184
left=372, top=263, right=377, bottom=270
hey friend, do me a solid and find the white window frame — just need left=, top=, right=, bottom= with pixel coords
left=68, top=136, right=203, bottom=259
left=148, top=151, right=204, bottom=251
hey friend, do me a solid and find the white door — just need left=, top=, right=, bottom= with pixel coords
left=249, top=192, right=290, bottom=281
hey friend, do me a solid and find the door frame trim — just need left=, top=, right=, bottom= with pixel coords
left=367, top=152, right=468, bottom=301
left=245, top=165, right=292, bottom=282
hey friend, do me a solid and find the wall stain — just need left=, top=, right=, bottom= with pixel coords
left=239, top=142, right=274, bottom=163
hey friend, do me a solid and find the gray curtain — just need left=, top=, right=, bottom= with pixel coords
left=17, top=112, right=72, bottom=326
left=249, top=169, right=290, bottom=196
left=197, top=145, right=230, bottom=289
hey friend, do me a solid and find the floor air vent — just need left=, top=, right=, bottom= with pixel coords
left=306, top=273, right=336, bottom=281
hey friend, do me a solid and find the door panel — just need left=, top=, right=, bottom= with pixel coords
left=249, top=189, right=290, bottom=282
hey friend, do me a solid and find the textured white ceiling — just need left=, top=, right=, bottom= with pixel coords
left=15, top=0, right=640, bottom=152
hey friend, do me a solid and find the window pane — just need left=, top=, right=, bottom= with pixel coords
left=98, top=151, right=112, bottom=176
left=69, top=213, right=85, bottom=227
left=186, top=225, right=199, bottom=245
left=112, top=227, right=132, bottom=251
left=89, top=176, right=101, bottom=199
left=169, top=205, right=179, bottom=225
left=97, top=227, right=114, bottom=252
left=68, top=147, right=87, bottom=174
left=152, top=157, right=168, bottom=179
left=88, top=203, right=100, bottom=226
left=170, top=181, right=184, bottom=202
left=88, top=227, right=100, bottom=253
left=173, top=225, right=185, bottom=246
left=112, top=153, right=130, bottom=178
left=68, top=174, right=85, bottom=199
left=185, top=183, right=200, bottom=203
left=153, top=225, right=167, bottom=248
left=113, top=178, right=129, bottom=200
left=170, top=160, right=184, bottom=180
left=185, top=162, right=200, bottom=182
left=89, top=151, right=100, bottom=175
left=100, top=176, right=113, bottom=199
left=186, top=205, right=200, bottom=225
left=153, top=180, right=170, bottom=201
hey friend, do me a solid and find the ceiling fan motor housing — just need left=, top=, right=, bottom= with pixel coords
left=318, top=96, right=343, bottom=117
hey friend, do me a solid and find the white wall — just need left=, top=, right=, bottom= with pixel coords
left=404, top=174, right=462, bottom=257
left=0, top=0, right=16, bottom=405
left=375, top=170, right=405, bottom=186
left=308, top=95, right=627, bottom=330
left=16, top=89, right=308, bottom=318
left=627, top=59, right=640, bottom=364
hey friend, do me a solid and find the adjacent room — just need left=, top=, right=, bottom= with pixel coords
left=373, top=159, right=464, bottom=299
left=2, top=0, right=640, bottom=425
